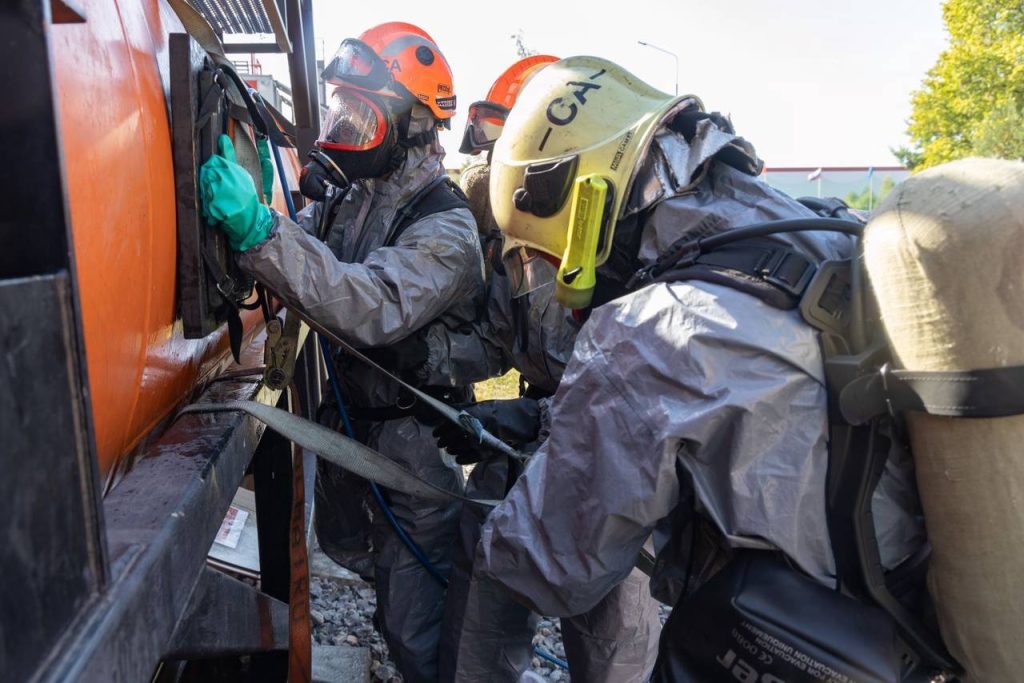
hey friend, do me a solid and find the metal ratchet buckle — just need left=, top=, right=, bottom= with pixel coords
left=760, top=249, right=816, bottom=297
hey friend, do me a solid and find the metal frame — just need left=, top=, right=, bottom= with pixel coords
left=0, top=1, right=106, bottom=680
left=40, top=349, right=282, bottom=682
left=4, top=0, right=325, bottom=680
left=261, top=0, right=291, bottom=53
left=283, top=0, right=320, bottom=157
left=172, top=32, right=229, bottom=339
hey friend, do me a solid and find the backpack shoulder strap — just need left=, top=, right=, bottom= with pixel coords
left=385, top=176, right=470, bottom=247
left=650, top=238, right=817, bottom=310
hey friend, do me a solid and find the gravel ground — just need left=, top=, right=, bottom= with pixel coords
left=311, top=576, right=401, bottom=682
left=310, top=574, right=671, bottom=682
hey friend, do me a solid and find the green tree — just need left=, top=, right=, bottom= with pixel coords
left=896, top=0, right=1024, bottom=170
left=844, top=176, right=896, bottom=211
left=972, top=100, right=1024, bottom=158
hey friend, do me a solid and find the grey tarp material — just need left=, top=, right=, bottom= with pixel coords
left=237, top=105, right=485, bottom=683
left=477, top=148, right=925, bottom=621
left=421, top=163, right=660, bottom=682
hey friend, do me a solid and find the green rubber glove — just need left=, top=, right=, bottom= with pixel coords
left=200, top=134, right=273, bottom=251
left=256, top=135, right=275, bottom=204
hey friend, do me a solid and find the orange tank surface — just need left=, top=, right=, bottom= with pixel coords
left=50, top=0, right=299, bottom=479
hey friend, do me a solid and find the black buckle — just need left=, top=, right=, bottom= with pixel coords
left=759, top=249, right=816, bottom=297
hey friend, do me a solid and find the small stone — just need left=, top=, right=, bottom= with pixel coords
left=540, top=627, right=552, bottom=636
left=310, top=609, right=326, bottom=626
left=345, top=634, right=359, bottom=646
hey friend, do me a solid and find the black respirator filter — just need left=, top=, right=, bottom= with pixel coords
left=299, top=150, right=350, bottom=202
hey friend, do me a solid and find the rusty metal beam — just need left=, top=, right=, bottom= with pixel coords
left=38, top=333, right=281, bottom=683
left=167, top=568, right=289, bottom=658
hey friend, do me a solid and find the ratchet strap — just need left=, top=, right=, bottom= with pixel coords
left=840, top=363, right=1024, bottom=425
left=287, top=422, right=312, bottom=683
left=275, top=303, right=529, bottom=464
left=165, top=0, right=225, bottom=59
left=180, top=400, right=499, bottom=507
left=263, top=309, right=302, bottom=390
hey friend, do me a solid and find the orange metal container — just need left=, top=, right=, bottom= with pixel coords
left=50, top=0, right=298, bottom=478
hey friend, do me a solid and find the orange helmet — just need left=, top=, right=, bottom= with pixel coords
left=460, top=54, right=558, bottom=154
left=322, top=22, right=456, bottom=122
left=486, top=55, right=559, bottom=110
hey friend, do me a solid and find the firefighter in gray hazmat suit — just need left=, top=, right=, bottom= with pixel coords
left=470, top=56, right=925, bottom=669
left=200, top=23, right=484, bottom=683
left=401, top=58, right=660, bottom=682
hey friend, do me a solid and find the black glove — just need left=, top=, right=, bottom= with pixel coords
left=434, top=397, right=541, bottom=465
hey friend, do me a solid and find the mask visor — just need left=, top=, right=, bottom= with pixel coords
left=461, top=101, right=509, bottom=154
left=318, top=88, right=388, bottom=152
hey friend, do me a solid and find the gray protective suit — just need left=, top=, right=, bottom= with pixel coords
left=420, top=163, right=661, bottom=682
left=477, top=123, right=924, bottom=626
left=237, top=106, right=485, bottom=683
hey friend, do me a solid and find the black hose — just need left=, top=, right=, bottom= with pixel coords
left=698, top=217, right=862, bottom=251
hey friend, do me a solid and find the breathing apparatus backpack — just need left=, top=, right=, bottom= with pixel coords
left=627, top=201, right=962, bottom=682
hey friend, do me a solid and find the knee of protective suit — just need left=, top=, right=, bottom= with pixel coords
left=561, top=570, right=662, bottom=683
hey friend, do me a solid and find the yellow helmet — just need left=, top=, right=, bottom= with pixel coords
left=490, top=55, right=702, bottom=308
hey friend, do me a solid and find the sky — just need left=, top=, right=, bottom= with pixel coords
left=249, top=0, right=949, bottom=169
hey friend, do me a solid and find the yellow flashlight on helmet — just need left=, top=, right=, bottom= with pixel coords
left=556, top=174, right=609, bottom=309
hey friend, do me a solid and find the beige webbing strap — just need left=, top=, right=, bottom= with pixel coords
left=165, top=0, right=226, bottom=59
left=180, top=400, right=499, bottom=507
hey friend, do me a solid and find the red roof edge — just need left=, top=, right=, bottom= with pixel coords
left=761, top=166, right=907, bottom=173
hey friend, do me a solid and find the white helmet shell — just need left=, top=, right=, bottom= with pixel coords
left=490, top=55, right=703, bottom=264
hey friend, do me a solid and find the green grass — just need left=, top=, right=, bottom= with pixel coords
left=473, top=369, right=521, bottom=401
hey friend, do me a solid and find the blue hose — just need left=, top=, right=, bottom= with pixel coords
left=269, top=134, right=454, bottom=582
left=269, top=137, right=567, bottom=671
left=319, top=337, right=354, bottom=436
left=268, top=135, right=443, bottom=581
left=534, top=647, right=569, bottom=670
left=268, top=137, right=298, bottom=220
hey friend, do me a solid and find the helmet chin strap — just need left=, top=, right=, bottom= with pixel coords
left=383, top=107, right=439, bottom=174
left=399, top=129, right=438, bottom=149
left=394, top=106, right=439, bottom=149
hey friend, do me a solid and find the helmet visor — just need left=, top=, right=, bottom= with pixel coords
left=503, top=246, right=558, bottom=298
left=463, top=101, right=509, bottom=153
left=321, top=39, right=390, bottom=90
left=318, top=88, right=387, bottom=152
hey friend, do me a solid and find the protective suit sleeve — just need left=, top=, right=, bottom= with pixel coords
left=238, top=206, right=483, bottom=347
left=476, top=281, right=838, bottom=616
left=475, top=295, right=677, bottom=617
left=294, top=200, right=322, bottom=236
left=416, top=276, right=517, bottom=386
